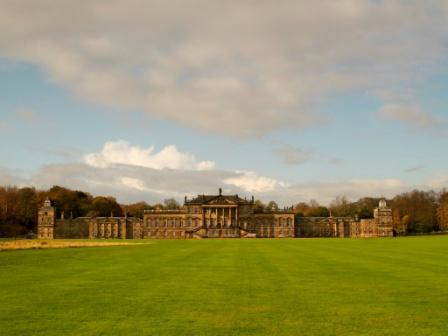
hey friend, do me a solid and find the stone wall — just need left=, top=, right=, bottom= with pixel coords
left=244, top=212, right=295, bottom=238
left=297, top=216, right=392, bottom=238
left=297, top=217, right=358, bottom=237
left=54, top=218, right=90, bottom=238
left=52, top=217, right=141, bottom=239
left=142, top=211, right=196, bottom=239
left=297, top=217, right=337, bottom=237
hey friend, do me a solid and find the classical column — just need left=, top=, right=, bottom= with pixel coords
left=236, top=207, right=239, bottom=227
left=215, top=207, right=218, bottom=228
left=113, top=222, right=118, bottom=238
left=106, top=223, right=112, bottom=238
left=229, top=207, right=232, bottom=227
left=207, top=208, right=211, bottom=228
left=120, top=221, right=126, bottom=239
left=224, top=207, right=227, bottom=227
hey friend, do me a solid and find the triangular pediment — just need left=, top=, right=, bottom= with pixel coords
left=206, top=196, right=237, bottom=205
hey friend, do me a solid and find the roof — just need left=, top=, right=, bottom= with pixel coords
left=185, top=194, right=252, bottom=206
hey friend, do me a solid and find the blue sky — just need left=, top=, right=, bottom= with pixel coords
left=0, top=1, right=447, bottom=205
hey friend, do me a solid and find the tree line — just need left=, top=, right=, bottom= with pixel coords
left=255, top=190, right=448, bottom=234
left=0, top=185, right=447, bottom=237
left=0, top=185, right=180, bottom=237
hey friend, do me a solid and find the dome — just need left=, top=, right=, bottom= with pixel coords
left=379, top=199, right=387, bottom=209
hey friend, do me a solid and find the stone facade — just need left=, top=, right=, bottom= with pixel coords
left=296, top=200, right=393, bottom=238
left=37, top=190, right=392, bottom=239
left=142, top=189, right=295, bottom=238
left=37, top=198, right=55, bottom=239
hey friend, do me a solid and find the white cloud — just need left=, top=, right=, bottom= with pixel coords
left=84, top=140, right=215, bottom=170
left=224, top=171, right=289, bottom=193
left=2, top=162, right=446, bottom=205
left=263, top=178, right=411, bottom=205
left=120, top=177, right=146, bottom=191
left=0, top=1, right=447, bottom=136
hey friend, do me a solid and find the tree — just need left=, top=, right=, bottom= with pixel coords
left=16, top=187, right=38, bottom=231
left=266, top=201, right=279, bottom=210
left=392, top=190, right=437, bottom=233
left=329, top=196, right=358, bottom=217
left=88, top=196, right=123, bottom=217
left=308, top=206, right=330, bottom=217
left=122, top=201, right=151, bottom=218
left=47, top=186, right=93, bottom=218
left=293, top=200, right=329, bottom=218
left=437, top=190, right=448, bottom=231
left=253, top=200, right=265, bottom=211
left=163, top=198, right=180, bottom=210
left=294, top=202, right=310, bottom=217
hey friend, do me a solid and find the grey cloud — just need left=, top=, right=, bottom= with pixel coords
left=1, top=162, right=443, bottom=206
left=378, top=103, right=448, bottom=135
left=24, top=144, right=84, bottom=160
left=272, top=146, right=312, bottom=165
left=0, top=167, right=27, bottom=186
left=0, top=1, right=447, bottom=136
left=403, top=165, right=424, bottom=174
left=15, top=108, right=39, bottom=123
left=0, top=122, right=12, bottom=132
left=328, top=157, right=344, bottom=165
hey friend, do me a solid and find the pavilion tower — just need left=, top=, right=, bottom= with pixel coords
left=374, top=199, right=393, bottom=237
left=37, top=198, right=55, bottom=239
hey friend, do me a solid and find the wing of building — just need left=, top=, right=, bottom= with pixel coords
left=37, top=189, right=393, bottom=239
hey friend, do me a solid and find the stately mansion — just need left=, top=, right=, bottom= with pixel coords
left=37, top=189, right=393, bottom=239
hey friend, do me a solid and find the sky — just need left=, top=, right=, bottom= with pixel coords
left=1, top=0, right=448, bottom=205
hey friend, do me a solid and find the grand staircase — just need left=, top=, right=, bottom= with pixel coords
left=185, top=226, right=258, bottom=238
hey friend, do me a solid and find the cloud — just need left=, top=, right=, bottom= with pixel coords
left=378, top=103, right=447, bottom=130
left=84, top=140, right=215, bottom=170
left=0, top=122, right=11, bottom=132
left=403, top=165, right=424, bottom=174
left=120, top=177, right=147, bottom=191
left=328, top=157, right=344, bottom=165
left=223, top=171, right=289, bottom=193
left=0, top=167, right=26, bottom=186
left=1, top=161, right=446, bottom=205
left=0, top=1, right=447, bottom=136
left=272, top=146, right=312, bottom=165
left=15, top=108, right=38, bottom=123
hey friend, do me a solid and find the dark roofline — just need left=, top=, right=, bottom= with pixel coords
left=185, top=193, right=253, bottom=205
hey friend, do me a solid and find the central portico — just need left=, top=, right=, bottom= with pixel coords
left=188, top=189, right=244, bottom=229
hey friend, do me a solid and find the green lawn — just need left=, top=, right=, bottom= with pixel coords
left=1, top=237, right=448, bottom=336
